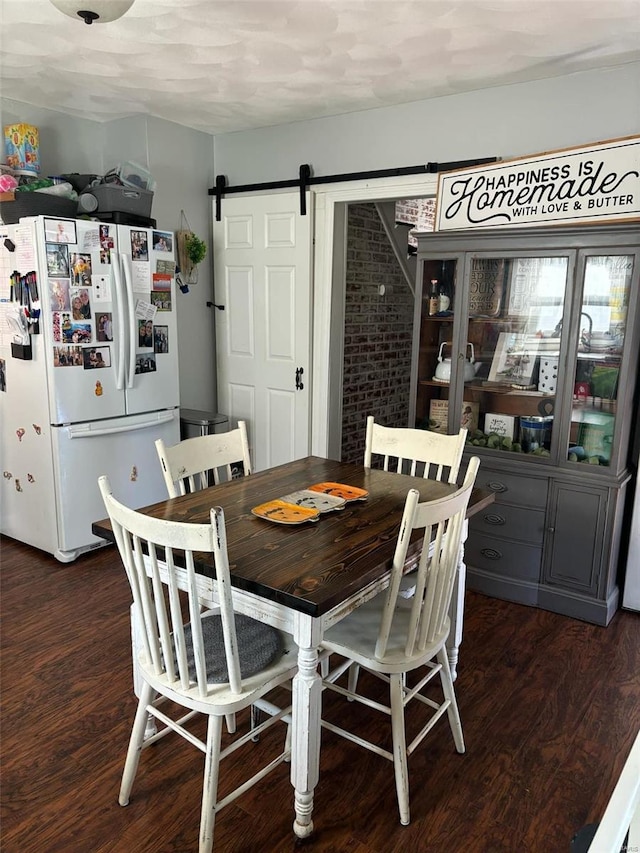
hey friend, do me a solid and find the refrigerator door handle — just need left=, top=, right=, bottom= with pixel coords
left=112, top=255, right=127, bottom=390
left=65, top=411, right=176, bottom=438
left=121, top=253, right=137, bottom=389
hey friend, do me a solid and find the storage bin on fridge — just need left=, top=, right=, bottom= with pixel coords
left=77, top=184, right=153, bottom=217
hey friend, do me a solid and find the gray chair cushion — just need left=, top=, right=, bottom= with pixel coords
left=182, top=613, right=283, bottom=683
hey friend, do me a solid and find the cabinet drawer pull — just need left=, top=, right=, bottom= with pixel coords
left=484, top=513, right=506, bottom=526
left=480, top=547, right=503, bottom=560
left=487, top=481, right=508, bottom=493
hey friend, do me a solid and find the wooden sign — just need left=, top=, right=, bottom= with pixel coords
left=468, top=258, right=505, bottom=316
left=429, top=399, right=479, bottom=433
left=484, top=413, right=517, bottom=440
left=435, top=135, right=640, bottom=231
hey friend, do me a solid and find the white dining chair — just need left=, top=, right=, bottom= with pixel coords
left=331, top=416, right=468, bottom=689
left=154, top=420, right=253, bottom=734
left=155, top=420, right=252, bottom=496
left=364, top=415, right=467, bottom=484
left=320, top=457, right=480, bottom=827
left=98, top=475, right=297, bottom=853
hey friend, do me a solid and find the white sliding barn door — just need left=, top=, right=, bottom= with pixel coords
left=213, top=192, right=312, bottom=472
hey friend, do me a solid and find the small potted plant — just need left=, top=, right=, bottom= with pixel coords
left=185, top=233, right=207, bottom=269
left=177, top=213, right=207, bottom=284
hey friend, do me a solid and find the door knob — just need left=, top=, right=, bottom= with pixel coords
left=295, top=367, right=304, bottom=390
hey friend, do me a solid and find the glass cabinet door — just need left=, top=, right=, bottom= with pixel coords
left=414, top=256, right=459, bottom=434
left=462, top=255, right=570, bottom=457
left=416, top=252, right=573, bottom=459
left=567, top=254, right=633, bottom=468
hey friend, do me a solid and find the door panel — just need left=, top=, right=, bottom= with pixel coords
left=51, top=409, right=179, bottom=559
left=43, top=219, right=127, bottom=424
left=226, top=215, right=253, bottom=249
left=117, top=226, right=180, bottom=416
left=544, top=481, right=607, bottom=595
left=229, top=383, right=256, bottom=459
left=228, top=267, right=254, bottom=356
left=214, top=193, right=312, bottom=472
left=266, top=267, right=295, bottom=359
left=267, top=388, right=296, bottom=468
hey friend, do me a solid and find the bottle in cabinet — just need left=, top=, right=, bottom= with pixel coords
left=428, top=279, right=439, bottom=316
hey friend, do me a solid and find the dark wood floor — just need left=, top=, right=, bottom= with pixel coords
left=2, top=534, right=639, bottom=853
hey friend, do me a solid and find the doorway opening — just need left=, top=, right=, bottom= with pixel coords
left=339, top=202, right=415, bottom=463
left=317, top=180, right=438, bottom=462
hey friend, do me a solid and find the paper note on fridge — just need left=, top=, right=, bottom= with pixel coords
left=92, top=274, right=111, bottom=302
left=80, top=228, right=101, bottom=252
left=7, top=305, right=29, bottom=344
left=134, top=298, right=157, bottom=321
left=133, top=262, right=150, bottom=292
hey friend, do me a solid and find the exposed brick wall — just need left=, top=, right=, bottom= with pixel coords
left=341, top=203, right=415, bottom=463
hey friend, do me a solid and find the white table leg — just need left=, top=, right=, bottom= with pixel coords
left=291, top=616, right=323, bottom=839
left=446, top=518, right=469, bottom=682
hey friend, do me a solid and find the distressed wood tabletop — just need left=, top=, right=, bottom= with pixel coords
left=93, top=455, right=493, bottom=617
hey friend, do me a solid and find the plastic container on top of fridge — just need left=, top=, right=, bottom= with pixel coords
left=114, top=161, right=156, bottom=192
left=78, top=184, right=153, bottom=217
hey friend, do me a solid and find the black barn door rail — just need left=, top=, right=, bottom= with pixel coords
left=209, top=157, right=498, bottom=220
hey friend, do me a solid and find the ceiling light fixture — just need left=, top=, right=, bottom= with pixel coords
left=49, top=0, right=135, bottom=24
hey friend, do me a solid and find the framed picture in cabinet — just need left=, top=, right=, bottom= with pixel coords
left=429, top=399, right=479, bottom=433
left=488, top=332, right=540, bottom=387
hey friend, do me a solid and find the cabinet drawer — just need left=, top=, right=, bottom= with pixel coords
left=465, top=533, right=542, bottom=582
left=469, top=505, right=545, bottom=545
left=475, top=468, right=548, bottom=508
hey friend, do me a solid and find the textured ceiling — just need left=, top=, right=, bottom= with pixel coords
left=1, top=0, right=640, bottom=135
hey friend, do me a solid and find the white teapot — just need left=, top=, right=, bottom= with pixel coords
left=433, top=342, right=476, bottom=383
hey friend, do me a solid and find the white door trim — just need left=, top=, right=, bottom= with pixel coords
left=311, top=175, right=439, bottom=458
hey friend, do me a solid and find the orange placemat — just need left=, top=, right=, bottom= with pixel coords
left=307, top=482, right=368, bottom=502
left=251, top=499, right=319, bottom=524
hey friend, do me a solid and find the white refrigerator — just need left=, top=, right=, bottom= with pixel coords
left=0, top=215, right=180, bottom=561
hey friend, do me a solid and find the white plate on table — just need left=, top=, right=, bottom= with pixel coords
left=280, top=489, right=346, bottom=513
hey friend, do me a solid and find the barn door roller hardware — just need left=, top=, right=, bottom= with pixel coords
left=209, top=157, right=498, bottom=221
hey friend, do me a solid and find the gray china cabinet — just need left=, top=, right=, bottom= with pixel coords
left=409, top=223, right=640, bottom=625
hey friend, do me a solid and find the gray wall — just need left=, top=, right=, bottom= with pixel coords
left=1, top=98, right=104, bottom=175
left=4, top=62, right=638, bottom=415
left=1, top=99, right=217, bottom=413
left=213, top=65, right=640, bottom=183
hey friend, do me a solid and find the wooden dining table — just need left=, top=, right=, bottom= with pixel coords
left=93, top=455, right=493, bottom=840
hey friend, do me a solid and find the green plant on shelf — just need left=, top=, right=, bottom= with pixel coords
left=466, top=429, right=551, bottom=456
